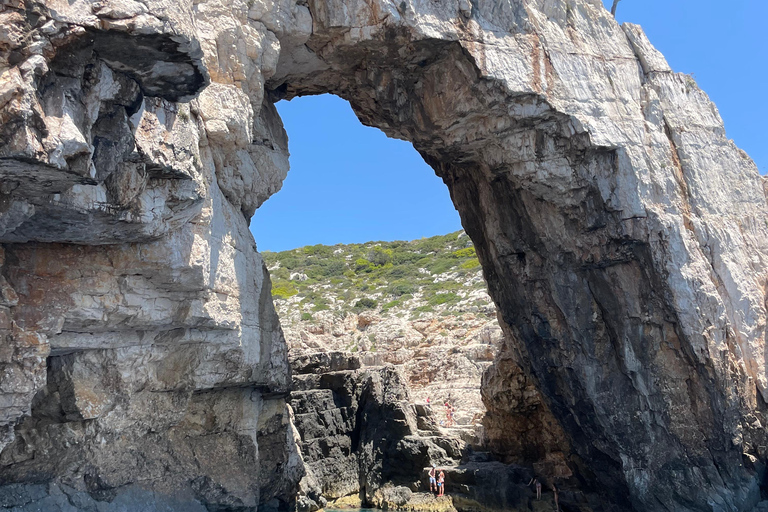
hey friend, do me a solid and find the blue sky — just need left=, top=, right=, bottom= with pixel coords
left=251, top=0, right=767, bottom=252
left=250, top=95, right=463, bottom=252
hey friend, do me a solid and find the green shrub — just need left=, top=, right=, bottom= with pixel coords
left=382, top=299, right=402, bottom=310
left=425, top=280, right=461, bottom=293
left=392, top=250, right=422, bottom=265
left=277, top=255, right=305, bottom=270
left=460, top=258, right=481, bottom=270
left=355, top=258, right=374, bottom=273
left=428, top=292, right=460, bottom=306
left=368, top=246, right=393, bottom=267
left=387, top=281, right=415, bottom=297
left=354, top=298, right=377, bottom=309
left=427, top=256, right=456, bottom=275
left=272, top=270, right=291, bottom=282
left=301, top=312, right=313, bottom=321
left=453, top=247, right=476, bottom=258
left=316, top=259, right=346, bottom=277
left=272, top=284, right=298, bottom=300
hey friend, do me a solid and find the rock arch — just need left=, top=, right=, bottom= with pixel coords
left=1, top=0, right=767, bottom=511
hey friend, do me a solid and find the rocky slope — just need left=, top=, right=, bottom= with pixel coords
left=265, top=231, right=503, bottom=432
left=1, top=0, right=768, bottom=510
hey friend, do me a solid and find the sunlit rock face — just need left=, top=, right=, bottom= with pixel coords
left=2, top=0, right=768, bottom=510
left=0, top=0, right=300, bottom=509
left=268, top=2, right=768, bottom=511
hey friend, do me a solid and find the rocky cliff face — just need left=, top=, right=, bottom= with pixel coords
left=268, top=2, right=768, bottom=510
left=0, top=0, right=302, bottom=509
left=2, top=0, right=768, bottom=511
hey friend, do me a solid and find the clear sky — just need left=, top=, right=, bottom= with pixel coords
left=250, top=95, right=463, bottom=252
left=251, top=0, right=767, bottom=252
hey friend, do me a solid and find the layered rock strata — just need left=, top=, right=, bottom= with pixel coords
left=0, top=0, right=303, bottom=508
left=0, top=0, right=767, bottom=510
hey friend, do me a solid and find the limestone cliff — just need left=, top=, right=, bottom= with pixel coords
left=1, top=0, right=768, bottom=511
left=0, top=0, right=302, bottom=509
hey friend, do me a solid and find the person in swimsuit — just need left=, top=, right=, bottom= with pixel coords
left=552, top=483, right=559, bottom=512
left=428, top=464, right=437, bottom=492
left=437, top=470, right=445, bottom=496
left=528, top=477, right=541, bottom=500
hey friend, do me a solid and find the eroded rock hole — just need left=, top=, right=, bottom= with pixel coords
left=254, top=94, right=512, bottom=510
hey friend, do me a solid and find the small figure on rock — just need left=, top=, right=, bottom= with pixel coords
left=528, top=477, right=541, bottom=500
left=438, top=470, right=445, bottom=497
left=552, top=483, right=560, bottom=512
left=428, top=464, right=437, bottom=493
left=426, top=397, right=431, bottom=407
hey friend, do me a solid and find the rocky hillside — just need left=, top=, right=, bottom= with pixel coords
left=264, top=231, right=503, bottom=429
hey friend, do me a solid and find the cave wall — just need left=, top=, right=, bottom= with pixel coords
left=1, top=0, right=768, bottom=511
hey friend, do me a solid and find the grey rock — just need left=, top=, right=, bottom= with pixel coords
left=290, top=356, right=458, bottom=506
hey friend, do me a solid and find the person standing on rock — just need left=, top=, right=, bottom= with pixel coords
left=437, top=470, right=445, bottom=497
left=528, top=477, right=541, bottom=500
left=552, top=483, right=560, bottom=512
left=428, top=464, right=437, bottom=493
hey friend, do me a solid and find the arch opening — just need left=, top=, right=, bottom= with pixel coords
left=255, top=93, right=508, bottom=509
left=261, top=33, right=636, bottom=509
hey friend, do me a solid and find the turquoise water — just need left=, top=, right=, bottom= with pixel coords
left=325, top=509, right=377, bottom=512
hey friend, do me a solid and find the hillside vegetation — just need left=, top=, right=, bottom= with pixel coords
left=263, top=231, right=488, bottom=320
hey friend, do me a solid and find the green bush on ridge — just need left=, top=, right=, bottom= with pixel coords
left=354, top=298, right=377, bottom=310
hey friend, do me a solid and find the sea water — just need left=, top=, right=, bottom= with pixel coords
left=325, top=509, right=377, bottom=512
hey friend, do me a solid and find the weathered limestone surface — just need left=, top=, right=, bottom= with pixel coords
left=1, top=0, right=768, bottom=510
left=0, top=0, right=302, bottom=509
